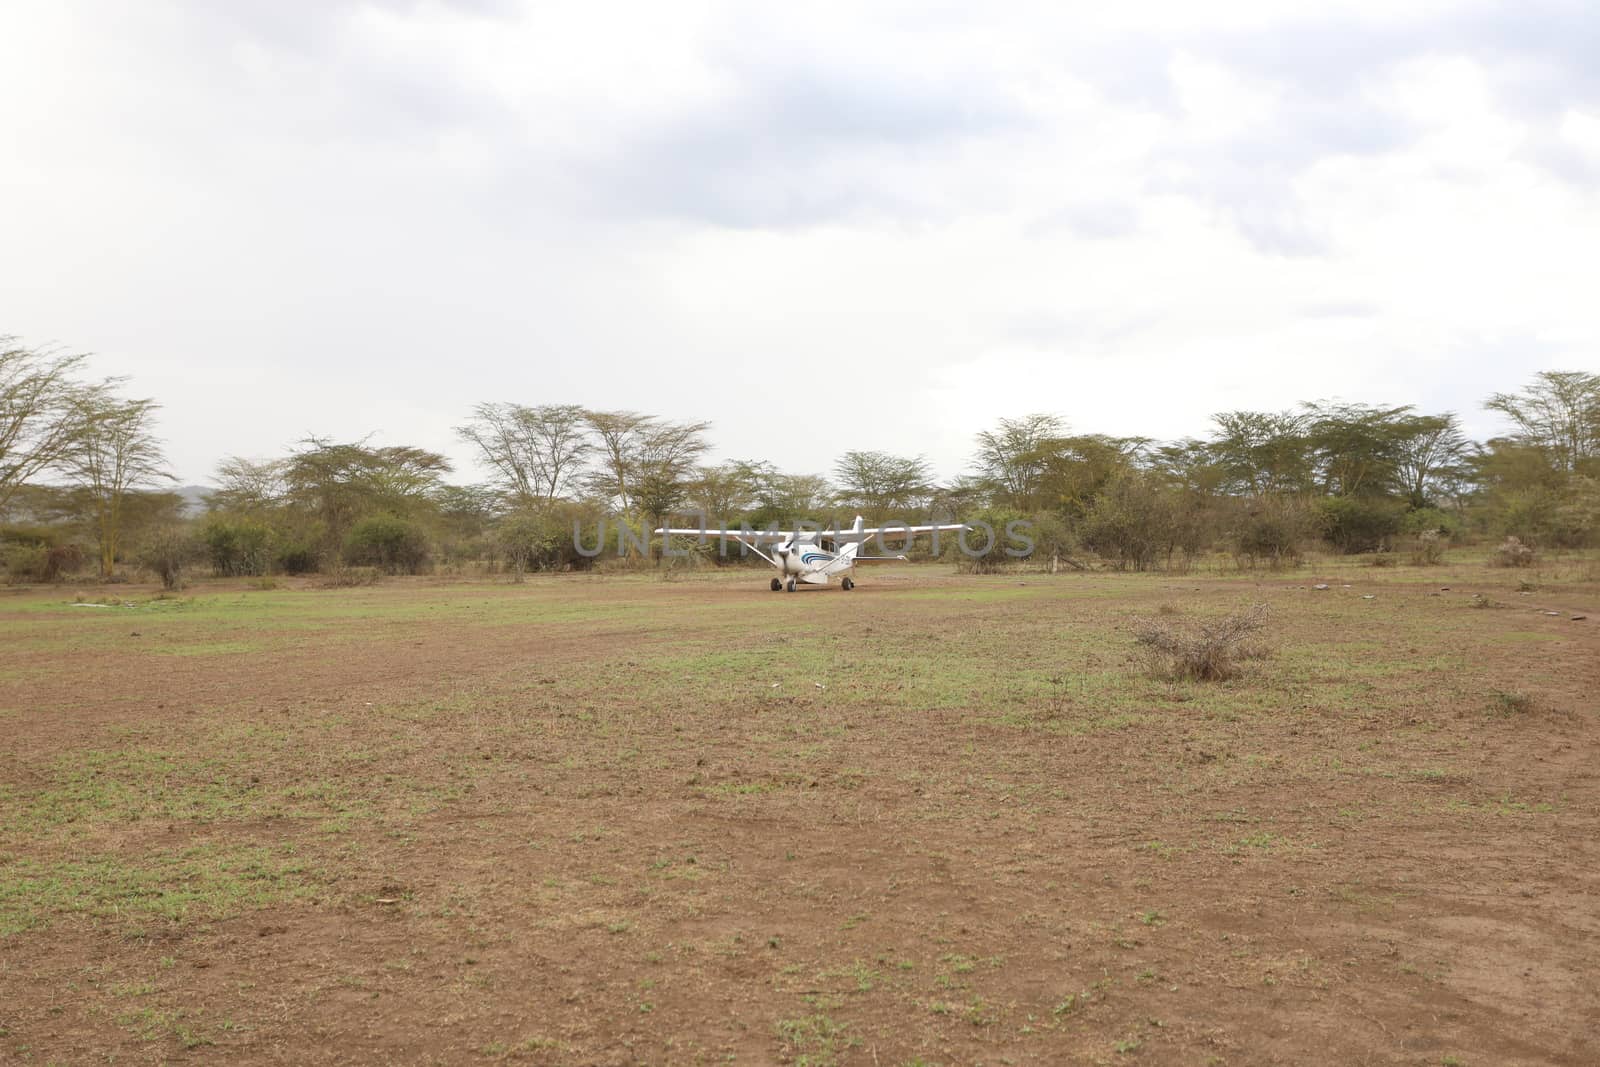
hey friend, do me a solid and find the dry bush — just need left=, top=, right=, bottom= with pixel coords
left=1409, top=530, right=1446, bottom=565
left=1491, top=536, right=1536, bottom=568
left=1134, top=604, right=1269, bottom=681
left=139, top=528, right=200, bottom=591
left=319, top=565, right=381, bottom=588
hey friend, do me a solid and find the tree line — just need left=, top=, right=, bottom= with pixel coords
left=2, top=333, right=1596, bottom=581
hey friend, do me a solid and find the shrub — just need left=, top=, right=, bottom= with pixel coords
left=496, top=504, right=601, bottom=574
left=1134, top=604, right=1269, bottom=681
left=1492, top=482, right=1596, bottom=549
left=1400, top=507, right=1463, bottom=539
left=1, top=523, right=63, bottom=549
left=201, top=517, right=276, bottom=576
left=1495, top=489, right=1559, bottom=545
left=342, top=515, right=431, bottom=574
left=1408, top=530, right=1444, bottom=565
left=320, top=564, right=382, bottom=588
left=139, top=528, right=200, bottom=591
left=1229, top=500, right=1308, bottom=569
left=1080, top=475, right=1197, bottom=571
left=1551, top=477, right=1600, bottom=548
left=275, top=540, right=320, bottom=574
left=1408, top=529, right=1447, bottom=565
left=1491, top=536, right=1535, bottom=568
left=4, top=542, right=86, bottom=583
left=949, top=508, right=1032, bottom=574
left=4, top=543, right=46, bottom=584
left=1316, top=496, right=1405, bottom=554
left=1025, top=512, right=1084, bottom=572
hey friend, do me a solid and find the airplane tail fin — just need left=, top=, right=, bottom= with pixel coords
left=852, top=515, right=864, bottom=536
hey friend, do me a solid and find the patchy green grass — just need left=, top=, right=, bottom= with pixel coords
left=0, top=844, right=314, bottom=936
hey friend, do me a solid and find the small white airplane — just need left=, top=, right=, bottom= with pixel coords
left=654, top=515, right=969, bottom=592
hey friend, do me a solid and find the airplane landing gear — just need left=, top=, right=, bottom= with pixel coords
left=786, top=578, right=797, bottom=592
left=840, top=577, right=854, bottom=591
left=770, top=577, right=783, bottom=591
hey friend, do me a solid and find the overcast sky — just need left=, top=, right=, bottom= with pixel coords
left=3, top=1, right=1597, bottom=485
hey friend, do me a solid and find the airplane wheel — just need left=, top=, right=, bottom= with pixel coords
left=770, top=577, right=783, bottom=591
left=786, top=578, right=796, bottom=593
left=841, top=577, right=854, bottom=591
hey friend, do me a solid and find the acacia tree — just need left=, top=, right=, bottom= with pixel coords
left=1486, top=370, right=1600, bottom=475
left=693, top=460, right=832, bottom=527
left=1394, top=413, right=1470, bottom=508
left=582, top=410, right=653, bottom=516
left=1208, top=411, right=1313, bottom=497
left=631, top=419, right=712, bottom=553
left=768, top=472, right=831, bottom=521
left=1303, top=402, right=1419, bottom=497
left=0, top=338, right=93, bottom=515
left=1035, top=435, right=1149, bottom=520
left=583, top=411, right=710, bottom=514
left=973, top=413, right=1065, bottom=511
left=209, top=456, right=290, bottom=513
left=832, top=450, right=931, bottom=515
left=456, top=402, right=590, bottom=505
left=58, top=385, right=171, bottom=576
left=688, top=461, right=762, bottom=522
left=1147, top=439, right=1228, bottom=498
left=283, top=437, right=452, bottom=556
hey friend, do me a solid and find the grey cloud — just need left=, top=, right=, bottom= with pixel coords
left=1206, top=2, right=1600, bottom=110
left=153, top=0, right=1600, bottom=242
left=570, top=58, right=1034, bottom=228
left=1458, top=1, right=1600, bottom=111
left=1110, top=3, right=1598, bottom=247
left=1199, top=2, right=1600, bottom=192
left=174, top=2, right=1587, bottom=241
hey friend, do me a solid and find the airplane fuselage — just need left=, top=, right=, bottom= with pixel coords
left=653, top=514, right=965, bottom=593
left=773, top=536, right=850, bottom=587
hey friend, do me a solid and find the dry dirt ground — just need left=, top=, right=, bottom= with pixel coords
left=1, top=556, right=1597, bottom=1066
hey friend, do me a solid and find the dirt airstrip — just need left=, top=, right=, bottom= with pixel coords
left=1, top=560, right=1597, bottom=1064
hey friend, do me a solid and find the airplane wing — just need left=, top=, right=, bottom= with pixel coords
left=653, top=527, right=790, bottom=543
left=834, top=523, right=969, bottom=543
left=653, top=527, right=784, bottom=565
